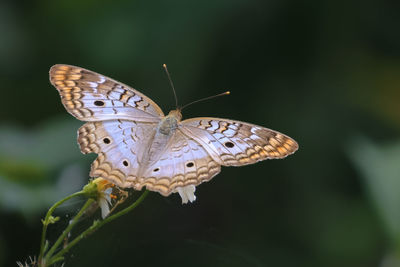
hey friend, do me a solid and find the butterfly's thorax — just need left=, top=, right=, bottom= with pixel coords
left=158, top=109, right=182, bottom=135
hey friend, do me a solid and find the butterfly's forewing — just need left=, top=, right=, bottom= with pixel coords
left=129, top=129, right=221, bottom=196
left=50, top=64, right=164, bottom=122
left=180, top=118, right=298, bottom=166
left=78, top=120, right=157, bottom=187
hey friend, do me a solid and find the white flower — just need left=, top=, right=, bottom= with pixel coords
left=98, top=187, right=113, bottom=219
left=87, top=178, right=115, bottom=219
left=176, top=185, right=196, bottom=204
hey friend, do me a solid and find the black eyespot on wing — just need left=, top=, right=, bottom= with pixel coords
left=153, top=168, right=160, bottom=172
left=94, top=100, right=105, bottom=106
left=103, top=138, right=111, bottom=144
left=123, top=160, right=129, bottom=167
left=224, top=141, right=235, bottom=148
left=186, top=162, right=194, bottom=167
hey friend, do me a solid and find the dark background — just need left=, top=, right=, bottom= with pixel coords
left=1, top=0, right=400, bottom=266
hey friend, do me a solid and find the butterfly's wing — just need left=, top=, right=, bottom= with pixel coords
left=130, top=129, right=221, bottom=197
left=50, top=64, right=164, bottom=122
left=78, top=120, right=157, bottom=187
left=180, top=118, right=298, bottom=166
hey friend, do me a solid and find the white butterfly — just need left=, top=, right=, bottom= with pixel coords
left=50, top=64, right=298, bottom=203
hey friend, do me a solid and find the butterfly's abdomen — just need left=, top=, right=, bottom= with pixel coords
left=143, top=119, right=177, bottom=167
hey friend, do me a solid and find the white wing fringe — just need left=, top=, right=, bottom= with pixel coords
left=176, top=185, right=196, bottom=204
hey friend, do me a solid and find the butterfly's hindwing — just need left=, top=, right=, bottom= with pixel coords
left=130, top=129, right=221, bottom=196
left=78, top=120, right=157, bottom=187
left=77, top=119, right=220, bottom=196
left=50, top=64, right=164, bottom=122
left=181, top=118, right=298, bottom=166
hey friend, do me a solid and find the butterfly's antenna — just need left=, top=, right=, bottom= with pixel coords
left=180, top=91, right=230, bottom=111
left=163, top=64, right=178, bottom=108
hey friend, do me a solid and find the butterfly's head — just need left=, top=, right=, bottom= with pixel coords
left=167, top=109, right=182, bottom=122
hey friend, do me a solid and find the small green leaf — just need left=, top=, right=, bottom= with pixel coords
left=42, top=215, right=60, bottom=226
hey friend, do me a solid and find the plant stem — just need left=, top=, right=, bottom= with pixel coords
left=38, top=190, right=86, bottom=263
left=44, top=198, right=95, bottom=263
left=48, top=190, right=149, bottom=265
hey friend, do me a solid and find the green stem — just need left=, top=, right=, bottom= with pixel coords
left=48, top=190, right=149, bottom=265
left=44, top=198, right=95, bottom=263
left=38, top=190, right=86, bottom=263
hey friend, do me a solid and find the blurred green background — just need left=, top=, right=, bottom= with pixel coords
left=1, top=0, right=400, bottom=266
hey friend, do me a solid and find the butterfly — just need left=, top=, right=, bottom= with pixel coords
left=50, top=64, right=298, bottom=203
